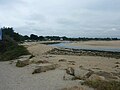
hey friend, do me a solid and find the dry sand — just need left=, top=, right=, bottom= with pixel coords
left=0, top=42, right=120, bottom=90
left=0, top=62, right=81, bottom=90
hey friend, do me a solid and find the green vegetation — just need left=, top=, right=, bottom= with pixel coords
left=25, top=33, right=120, bottom=41
left=0, top=45, right=29, bottom=61
left=0, top=27, right=30, bottom=61
left=1, top=27, right=24, bottom=42
left=83, top=80, right=120, bottom=90
left=2, top=27, right=119, bottom=41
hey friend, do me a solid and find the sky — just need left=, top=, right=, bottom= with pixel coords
left=0, top=0, right=120, bottom=38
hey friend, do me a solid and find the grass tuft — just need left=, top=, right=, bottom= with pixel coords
left=83, top=80, right=120, bottom=90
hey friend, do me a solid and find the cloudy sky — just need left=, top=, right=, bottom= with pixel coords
left=0, top=0, right=120, bottom=38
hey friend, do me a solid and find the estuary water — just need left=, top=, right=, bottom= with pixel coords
left=49, top=42, right=120, bottom=52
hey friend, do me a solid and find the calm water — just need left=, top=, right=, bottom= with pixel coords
left=49, top=42, right=120, bottom=52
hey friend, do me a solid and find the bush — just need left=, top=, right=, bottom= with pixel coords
left=83, top=80, right=120, bottom=90
left=0, top=35, right=30, bottom=61
left=0, top=45, right=30, bottom=61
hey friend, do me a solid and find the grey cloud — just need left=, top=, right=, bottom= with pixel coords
left=26, top=14, right=46, bottom=22
left=0, top=0, right=20, bottom=4
left=87, top=0, right=120, bottom=12
left=56, top=18, right=79, bottom=26
left=0, top=0, right=120, bottom=38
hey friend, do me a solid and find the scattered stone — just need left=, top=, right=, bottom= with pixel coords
left=79, top=65, right=83, bottom=68
left=16, top=55, right=31, bottom=67
left=18, top=55, right=31, bottom=59
left=16, top=59, right=29, bottom=67
left=115, top=64, right=119, bottom=68
left=68, top=61, right=76, bottom=63
left=66, top=67, right=75, bottom=76
left=63, top=73, right=75, bottom=80
left=95, top=71, right=119, bottom=80
left=9, top=60, right=14, bottom=64
left=32, top=64, right=57, bottom=74
left=47, top=48, right=120, bottom=59
left=115, top=62, right=120, bottom=64
left=92, top=67, right=101, bottom=70
left=45, top=56, right=49, bottom=58
left=65, top=67, right=94, bottom=80
left=74, top=68, right=91, bottom=79
left=61, top=86, right=84, bottom=90
left=96, top=71, right=109, bottom=76
left=65, top=67, right=119, bottom=81
left=29, top=59, right=36, bottom=64
left=110, top=76, right=119, bottom=80
left=88, top=74, right=105, bottom=81
left=29, top=55, right=35, bottom=59
left=43, top=55, right=53, bottom=58
left=36, top=60, right=49, bottom=64
left=112, top=72, right=120, bottom=78
left=85, top=71, right=94, bottom=78
left=59, top=59, right=67, bottom=62
left=49, top=55, right=53, bottom=57
left=68, top=61, right=76, bottom=65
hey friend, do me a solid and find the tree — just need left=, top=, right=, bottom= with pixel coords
left=1, top=27, right=24, bottom=42
left=30, top=34, right=39, bottom=40
left=61, top=36, right=68, bottom=40
left=0, top=27, right=30, bottom=61
left=39, top=36, right=45, bottom=41
left=24, top=35, right=30, bottom=40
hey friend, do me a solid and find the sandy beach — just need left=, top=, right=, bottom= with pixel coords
left=67, top=40, right=120, bottom=48
left=0, top=42, right=120, bottom=90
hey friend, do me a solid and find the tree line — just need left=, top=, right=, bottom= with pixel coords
left=0, top=27, right=120, bottom=42
left=25, top=34, right=120, bottom=41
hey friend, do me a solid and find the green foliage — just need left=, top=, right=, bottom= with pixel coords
left=0, top=45, right=30, bottom=61
left=1, top=27, right=119, bottom=41
left=28, top=35, right=120, bottom=41
left=1, top=27, right=24, bottom=42
left=0, top=35, right=17, bottom=53
left=24, top=35, right=30, bottom=40
left=30, top=34, right=39, bottom=40
left=0, top=27, right=30, bottom=61
left=83, top=80, right=120, bottom=90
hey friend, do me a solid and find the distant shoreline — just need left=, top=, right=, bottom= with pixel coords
left=67, top=40, right=120, bottom=48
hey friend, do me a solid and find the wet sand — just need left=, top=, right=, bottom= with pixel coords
left=67, top=40, right=120, bottom=48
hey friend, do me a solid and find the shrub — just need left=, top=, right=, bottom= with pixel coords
left=0, top=35, right=30, bottom=61
left=0, top=45, right=30, bottom=61
left=83, top=80, right=120, bottom=90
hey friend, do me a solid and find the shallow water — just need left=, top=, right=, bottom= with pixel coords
left=49, top=43, right=120, bottom=52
